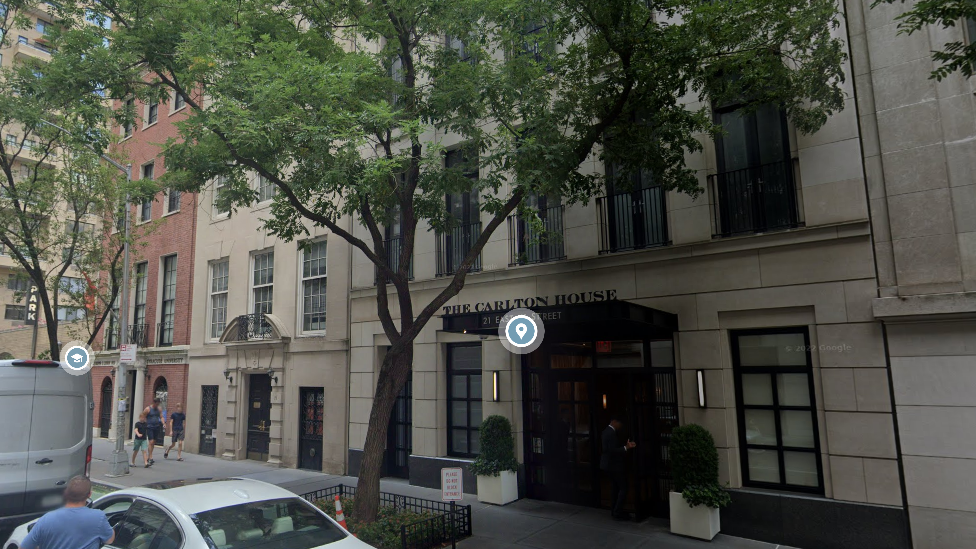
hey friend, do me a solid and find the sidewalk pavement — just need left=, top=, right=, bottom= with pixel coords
left=91, top=439, right=797, bottom=549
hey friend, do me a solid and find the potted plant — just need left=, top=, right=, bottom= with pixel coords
left=669, top=424, right=731, bottom=541
left=469, top=415, right=520, bottom=505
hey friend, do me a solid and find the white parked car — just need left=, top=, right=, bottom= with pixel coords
left=4, top=478, right=374, bottom=549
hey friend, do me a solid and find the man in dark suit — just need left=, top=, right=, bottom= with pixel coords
left=599, top=415, right=636, bottom=520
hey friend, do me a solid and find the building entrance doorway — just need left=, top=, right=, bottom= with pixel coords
left=299, top=387, right=324, bottom=471
left=384, top=373, right=412, bottom=479
left=523, top=339, right=678, bottom=519
left=246, top=375, right=272, bottom=461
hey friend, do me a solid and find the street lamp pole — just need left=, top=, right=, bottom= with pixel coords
left=40, top=120, right=132, bottom=476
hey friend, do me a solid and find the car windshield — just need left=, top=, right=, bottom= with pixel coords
left=191, top=497, right=347, bottom=549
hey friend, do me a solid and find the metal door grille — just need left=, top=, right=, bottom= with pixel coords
left=199, top=385, right=219, bottom=456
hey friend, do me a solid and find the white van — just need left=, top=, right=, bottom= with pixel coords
left=0, top=360, right=93, bottom=535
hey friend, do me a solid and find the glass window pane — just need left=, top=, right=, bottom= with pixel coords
left=744, top=409, right=777, bottom=445
left=470, top=375, right=482, bottom=399
left=741, top=374, right=773, bottom=405
left=575, top=404, right=590, bottom=434
left=777, top=374, right=811, bottom=407
left=557, top=381, right=572, bottom=401
left=650, top=340, right=674, bottom=368
left=574, top=382, right=588, bottom=401
left=780, top=410, right=815, bottom=448
left=470, top=429, right=481, bottom=455
left=451, top=429, right=468, bottom=454
left=451, top=401, right=468, bottom=428
left=737, top=333, right=807, bottom=367
left=470, top=401, right=483, bottom=427
left=746, top=448, right=780, bottom=483
left=596, top=340, right=643, bottom=368
left=451, top=345, right=481, bottom=370
left=784, top=451, right=819, bottom=487
left=451, top=376, right=466, bottom=399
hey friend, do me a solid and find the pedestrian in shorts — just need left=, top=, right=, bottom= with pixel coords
left=143, top=398, right=163, bottom=465
left=131, top=412, right=150, bottom=468
left=165, top=403, right=186, bottom=461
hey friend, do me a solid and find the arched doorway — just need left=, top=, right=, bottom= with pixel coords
left=153, top=376, right=169, bottom=419
left=100, top=377, right=113, bottom=438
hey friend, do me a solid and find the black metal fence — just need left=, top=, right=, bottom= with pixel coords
left=596, top=186, right=669, bottom=254
left=708, top=159, right=800, bottom=238
left=435, top=222, right=482, bottom=277
left=235, top=313, right=273, bottom=341
left=301, top=485, right=472, bottom=549
left=376, top=235, right=413, bottom=284
left=507, top=205, right=566, bottom=266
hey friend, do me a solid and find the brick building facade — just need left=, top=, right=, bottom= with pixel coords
left=92, top=87, right=197, bottom=441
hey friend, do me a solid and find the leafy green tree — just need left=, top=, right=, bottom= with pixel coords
left=872, top=0, right=976, bottom=80
left=51, top=0, right=845, bottom=520
left=0, top=1, right=143, bottom=355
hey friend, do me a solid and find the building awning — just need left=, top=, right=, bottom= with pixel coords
left=441, top=300, right=678, bottom=341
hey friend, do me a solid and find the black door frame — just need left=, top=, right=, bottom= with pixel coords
left=299, top=387, right=324, bottom=471
left=199, top=385, right=219, bottom=456
left=100, top=378, right=113, bottom=438
left=246, top=374, right=272, bottom=461
left=384, top=373, right=412, bottom=478
left=521, top=338, right=678, bottom=519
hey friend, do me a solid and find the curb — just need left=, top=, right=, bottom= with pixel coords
left=92, top=479, right=126, bottom=491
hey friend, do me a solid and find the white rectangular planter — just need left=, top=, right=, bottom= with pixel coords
left=669, top=491, right=720, bottom=541
left=476, top=471, right=518, bottom=506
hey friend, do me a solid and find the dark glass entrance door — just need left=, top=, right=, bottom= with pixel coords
left=247, top=375, right=271, bottom=461
left=100, top=379, right=113, bottom=438
left=299, top=387, right=324, bottom=471
left=523, top=339, right=678, bottom=519
left=199, top=385, right=219, bottom=456
left=384, top=374, right=412, bottom=479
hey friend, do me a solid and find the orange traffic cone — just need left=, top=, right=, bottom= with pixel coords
left=334, top=495, right=349, bottom=531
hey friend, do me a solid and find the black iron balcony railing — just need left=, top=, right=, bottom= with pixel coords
left=157, top=321, right=174, bottom=347
left=375, top=235, right=413, bottom=284
left=597, top=186, right=669, bottom=254
left=508, top=205, right=566, bottom=266
left=435, top=222, right=482, bottom=277
left=236, top=313, right=273, bottom=341
left=708, top=159, right=801, bottom=238
left=129, top=323, right=150, bottom=347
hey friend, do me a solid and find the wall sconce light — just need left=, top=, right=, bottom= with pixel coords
left=267, top=368, right=278, bottom=385
left=697, top=369, right=706, bottom=408
left=602, top=394, right=607, bottom=409
left=223, top=369, right=233, bottom=385
left=492, top=371, right=500, bottom=402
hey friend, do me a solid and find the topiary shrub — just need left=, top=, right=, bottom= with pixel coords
left=468, top=415, right=519, bottom=477
left=670, top=424, right=731, bottom=509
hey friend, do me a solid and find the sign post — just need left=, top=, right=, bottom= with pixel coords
left=119, top=344, right=137, bottom=365
left=440, top=468, right=462, bottom=549
left=26, top=284, right=39, bottom=359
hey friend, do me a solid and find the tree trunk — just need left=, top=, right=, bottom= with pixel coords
left=355, top=344, right=413, bottom=523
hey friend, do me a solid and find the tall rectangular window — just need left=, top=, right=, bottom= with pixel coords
left=159, top=255, right=177, bottom=346
left=106, top=297, right=119, bottom=350
left=252, top=251, right=273, bottom=316
left=147, top=100, right=158, bottom=125
left=133, top=261, right=148, bottom=331
left=448, top=343, right=482, bottom=457
left=209, top=260, right=229, bottom=340
left=140, top=163, right=154, bottom=222
left=732, top=328, right=823, bottom=493
left=166, top=188, right=180, bottom=213
left=36, top=19, right=50, bottom=34
left=257, top=175, right=275, bottom=203
left=7, top=273, right=28, bottom=292
left=174, top=92, right=186, bottom=111
left=123, top=99, right=134, bottom=137
left=301, top=241, right=327, bottom=332
left=214, top=176, right=229, bottom=216
left=712, top=103, right=797, bottom=237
